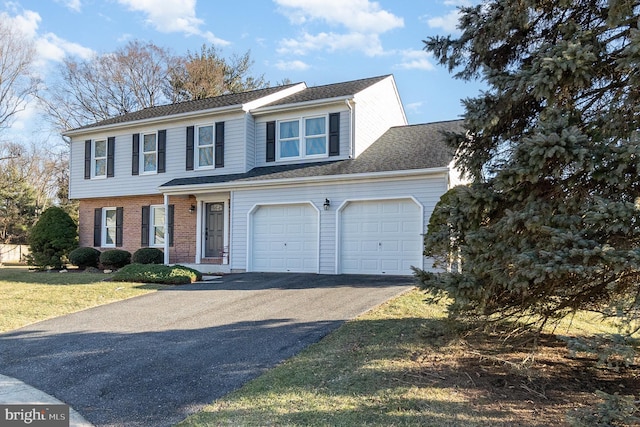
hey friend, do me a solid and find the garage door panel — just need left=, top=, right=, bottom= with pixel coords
left=251, top=204, right=318, bottom=273
left=340, top=199, right=421, bottom=275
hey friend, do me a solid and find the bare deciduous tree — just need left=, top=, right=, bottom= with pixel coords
left=171, top=45, right=267, bottom=101
left=41, top=40, right=181, bottom=130
left=0, top=19, right=39, bottom=134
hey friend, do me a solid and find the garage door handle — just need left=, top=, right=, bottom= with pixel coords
left=378, top=242, right=382, bottom=246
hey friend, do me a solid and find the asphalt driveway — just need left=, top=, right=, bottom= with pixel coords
left=0, top=273, right=414, bottom=426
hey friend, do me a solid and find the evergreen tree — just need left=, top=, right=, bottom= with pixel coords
left=27, top=206, right=77, bottom=269
left=417, top=0, right=640, bottom=332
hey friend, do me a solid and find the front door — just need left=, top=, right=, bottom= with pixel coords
left=205, top=202, right=224, bottom=258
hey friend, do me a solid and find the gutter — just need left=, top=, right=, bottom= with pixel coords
left=158, top=166, right=450, bottom=196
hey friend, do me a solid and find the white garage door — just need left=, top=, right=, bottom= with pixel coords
left=340, top=199, right=422, bottom=275
left=251, top=203, right=318, bottom=273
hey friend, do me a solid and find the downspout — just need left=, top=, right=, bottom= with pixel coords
left=163, top=193, right=169, bottom=265
left=345, top=99, right=354, bottom=159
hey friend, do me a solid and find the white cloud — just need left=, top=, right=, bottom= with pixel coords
left=55, top=0, right=82, bottom=12
left=276, top=0, right=403, bottom=33
left=274, top=0, right=402, bottom=57
left=278, top=31, right=384, bottom=57
left=37, top=33, right=95, bottom=63
left=427, top=9, right=462, bottom=34
left=396, top=49, right=434, bottom=71
left=117, top=0, right=230, bottom=45
left=275, top=60, right=310, bottom=71
left=405, top=101, right=423, bottom=114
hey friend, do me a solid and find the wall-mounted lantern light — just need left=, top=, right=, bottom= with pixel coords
left=323, top=198, right=331, bottom=210
left=189, top=204, right=196, bottom=214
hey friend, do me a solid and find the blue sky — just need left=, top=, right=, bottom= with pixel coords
left=2, top=0, right=483, bottom=146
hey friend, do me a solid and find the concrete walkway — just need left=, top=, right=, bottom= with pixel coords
left=0, top=273, right=414, bottom=426
left=0, top=374, right=93, bottom=426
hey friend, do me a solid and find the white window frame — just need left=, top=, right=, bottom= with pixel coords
left=196, top=123, right=215, bottom=169
left=150, top=205, right=165, bottom=247
left=277, top=115, right=328, bottom=161
left=102, top=207, right=117, bottom=247
left=141, top=131, right=158, bottom=174
left=92, top=139, right=107, bottom=179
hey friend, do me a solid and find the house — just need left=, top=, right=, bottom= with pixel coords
left=64, top=75, right=464, bottom=275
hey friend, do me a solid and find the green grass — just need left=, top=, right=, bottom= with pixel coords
left=177, top=290, right=479, bottom=427
left=0, top=266, right=165, bottom=332
left=176, top=289, right=637, bottom=427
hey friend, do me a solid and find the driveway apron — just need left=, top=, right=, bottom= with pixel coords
left=0, top=273, right=414, bottom=427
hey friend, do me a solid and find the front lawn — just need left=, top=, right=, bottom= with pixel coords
left=177, top=288, right=639, bottom=427
left=0, top=266, right=165, bottom=332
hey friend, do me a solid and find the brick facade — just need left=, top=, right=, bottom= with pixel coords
left=78, top=195, right=198, bottom=264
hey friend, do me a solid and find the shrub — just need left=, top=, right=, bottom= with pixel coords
left=111, top=264, right=202, bottom=285
left=68, top=247, right=101, bottom=269
left=27, top=207, right=78, bottom=269
left=132, top=247, right=164, bottom=264
left=99, top=249, right=131, bottom=270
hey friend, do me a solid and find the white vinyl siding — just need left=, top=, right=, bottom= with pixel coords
left=69, top=115, right=246, bottom=199
left=352, top=76, right=406, bottom=157
left=230, top=174, right=448, bottom=274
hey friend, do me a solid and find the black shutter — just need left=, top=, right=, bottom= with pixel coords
left=186, top=126, right=194, bottom=171
left=115, top=207, right=123, bottom=247
left=84, top=140, right=92, bottom=179
left=168, top=204, right=174, bottom=247
left=329, top=112, right=340, bottom=156
left=107, top=137, right=115, bottom=177
left=132, top=134, right=140, bottom=175
left=215, top=122, right=224, bottom=168
left=141, top=206, right=150, bottom=246
left=93, top=208, right=102, bottom=246
left=158, top=130, right=166, bottom=173
left=266, top=121, right=276, bottom=162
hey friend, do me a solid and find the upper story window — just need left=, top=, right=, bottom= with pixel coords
left=278, top=116, right=327, bottom=160
left=142, top=132, right=157, bottom=173
left=197, top=125, right=214, bottom=168
left=93, top=139, right=107, bottom=178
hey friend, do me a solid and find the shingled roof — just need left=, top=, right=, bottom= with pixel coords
left=160, top=119, right=464, bottom=189
left=66, top=75, right=392, bottom=133
left=258, top=75, right=390, bottom=108
left=68, top=84, right=301, bottom=132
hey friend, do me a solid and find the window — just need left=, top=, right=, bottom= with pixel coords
left=142, top=132, right=157, bottom=173
left=150, top=205, right=165, bottom=246
left=197, top=125, right=214, bottom=168
left=93, top=139, right=107, bottom=178
left=103, top=207, right=117, bottom=247
left=278, top=116, right=327, bottom=160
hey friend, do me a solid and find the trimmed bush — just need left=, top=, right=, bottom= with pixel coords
left=27, top=207, right=78, bottom=269
left=111, top=263, right=202, bottom=285
left=99, top=249, right=131, bottom=270
left=68, top=247, right=101, bottom=269
left=132, top=247, right=164, bottom=264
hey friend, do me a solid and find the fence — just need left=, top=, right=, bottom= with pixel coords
left=0, top=244, right=29, bottom=264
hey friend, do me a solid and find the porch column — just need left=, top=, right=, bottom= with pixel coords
left=195, top=200, right=202, bottom=264
left=163, top=193, right=169, bottom=265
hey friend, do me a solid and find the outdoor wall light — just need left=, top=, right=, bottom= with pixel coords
left=189, top=204, right=195, bottom=214
left=323, top=198, right=331, bottom=210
